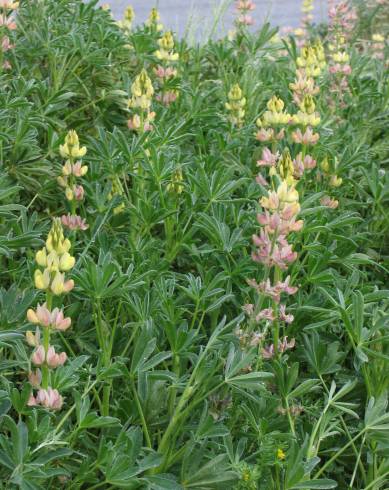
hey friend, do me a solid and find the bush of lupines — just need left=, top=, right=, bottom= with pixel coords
left=0, top=0, right=388, bottom=487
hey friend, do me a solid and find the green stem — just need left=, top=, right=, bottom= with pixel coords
left=314, top=427, right=368, bottom=479
left=41, top=292, right=53, bottom=390
left=130, top=376, right=152, bottom=448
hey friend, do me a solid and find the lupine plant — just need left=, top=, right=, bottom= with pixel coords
left=0, top=0, right=388, bottom=488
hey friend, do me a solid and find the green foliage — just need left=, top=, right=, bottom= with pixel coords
left=0, top=0, right=388, bottom=489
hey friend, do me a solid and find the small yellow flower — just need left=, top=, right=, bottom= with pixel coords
left=320, top=157, right=330, bottom=173
left=35, top=248, right=47, bottom=267
left=167, top=169, right=184, bottom=194
left=129, top=69, right=154, bottom=110
left=330, top=175, right=343, bottom=187
left=34, top=269, right=50, bottom=290
left=59, top=252, right=75, bottom=272
left=372, top=33, right=385, bottom=43
left=332, top=51, right=350, bottom=63
left=277, top=448, right=286, bottom=460
left=124, top=5, right=134, bottom=22
left=257, top=96, right=291, bottom=127
left=50, top=272, right=62, bottom=295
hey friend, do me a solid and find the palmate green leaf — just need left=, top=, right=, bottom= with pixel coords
left=182, top=454, right=237, bottom=487
left=130, top=334, right=156, bottom=375
left=288, top=379, right=320, bottom=399
left=303, top=333, right=344, bottom=376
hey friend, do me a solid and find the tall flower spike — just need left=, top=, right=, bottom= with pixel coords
left=128, top=69, right=155, bottom=132
left=155, top=31, right=179, bottom=62
left=118, top=5, right=134, bottom=32
left=225, top=84, right=246, bottom=127
left=34, top=219, right=75, bottom=296
left=26, top=218, right=77, bottom=410
left=146, top=7, right=163, bottom=32
left=257, top=96, right=291, bottom=128
left=235, top=0, right=255, bottom=26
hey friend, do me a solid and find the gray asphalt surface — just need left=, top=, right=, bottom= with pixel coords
left=99, top=0, right=328, bottom=38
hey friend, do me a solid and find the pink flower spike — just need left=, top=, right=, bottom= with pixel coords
left=236, top=0, right=255, bottom=11
left=238, top=14, right=254, bottom=25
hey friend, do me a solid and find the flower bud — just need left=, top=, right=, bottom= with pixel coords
left=27, top=308, right=39, bottom=324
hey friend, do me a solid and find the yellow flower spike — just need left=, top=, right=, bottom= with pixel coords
left=225, top=83, right=246, bottom=126
left=167, top=169, right=184, bottom=194
left=59, top=130, right=87, bottom=160
left=332, top=51, right=350, bottom=63
left=155, top=31, right=179, bottom=61
left=267, top=95, right=284, bottom=113
left=302, top=0, right=314, bottom=13
left=330, top=175, right=343, bottom=187
left=299, top=95, right=316, bottom=114
left=147, top=7, right=163, bottom=31
left=279, top=150, right=296, bottom=186
left=158, top=31, right=175, bottom=51
left=124, top=5, right=134, bottom=22
left=129, top=69, right=154, bottom=111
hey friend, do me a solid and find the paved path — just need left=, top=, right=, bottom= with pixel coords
left=100, top=0, right=328, bottom=37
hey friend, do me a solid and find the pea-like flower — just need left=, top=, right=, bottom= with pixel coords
left=27, top=303, right=71, bottom=331
left=29, top=388, right=63, bottom=410
left=59, top=130, right=87, bottom=159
